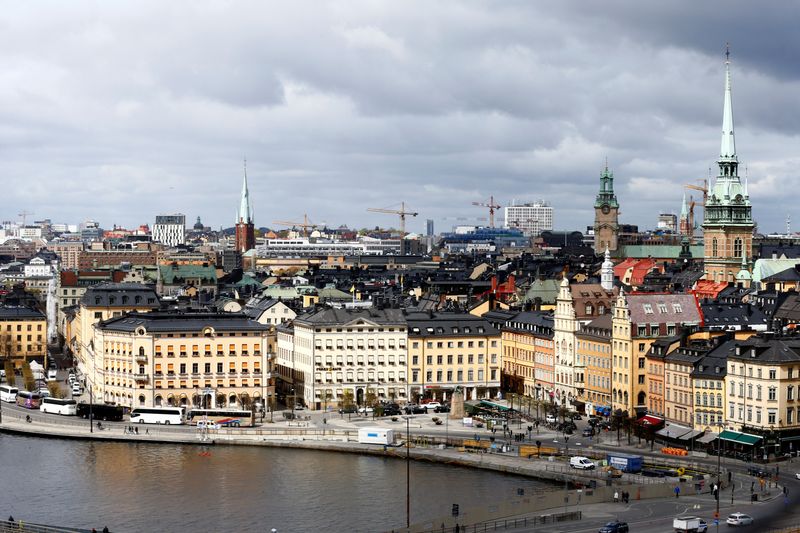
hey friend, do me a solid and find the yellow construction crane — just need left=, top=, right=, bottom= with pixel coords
left=471, top=196, right=502, bottom=228
left=684, top=180, right=708, bottom=244
left=367, top=202, right=418, bottom=240
left=273, top=214, right=317, bottom=238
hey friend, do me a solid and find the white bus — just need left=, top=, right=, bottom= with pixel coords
left=40, top=397, right=78, bottom=416
left=130, top=407, right=185, bottom=425
left=0, top=385, right=18, bottom=403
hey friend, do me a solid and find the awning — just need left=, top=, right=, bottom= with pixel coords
left=656, top=423, right=693, bottom=439
left=638, top=415, right=663, bottom=426
left=696, top=432, right=719, bottom=444
left=676, top=429, right=703, bottom=441
left=719, top=430, right=763, bottom=446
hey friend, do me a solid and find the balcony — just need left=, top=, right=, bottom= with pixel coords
left=135, top=354, right=147, bottom=364
left=133, top=373, right=149, bottom=381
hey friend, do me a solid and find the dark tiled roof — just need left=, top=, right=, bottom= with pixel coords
left=98, top=311, right=268, bottom=333
left=729, top=335, right=800, bottom=363
left=294, top=307, right=406, bottom=327
left=700, top=303, right=768, bottom=328
left=0, top=306, right=46, bottom=320
left=407, top=312, right=499, bottom=337
left=80, top=283, right=160, bottom=308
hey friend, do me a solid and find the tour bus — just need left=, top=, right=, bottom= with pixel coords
left=187, top=408, right=255, bottom=428
left=0, top=385, right=19, bottom=403
left=130, top=407, right=185, bottom=425
left=16, top=390, right=42, bottom=409
left=76, top=403, right=125, bottom=421
left=40, top=397, right=78, bottom=416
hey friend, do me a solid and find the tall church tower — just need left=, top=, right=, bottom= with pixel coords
left=702, top=48, right=754, bottom=283
left=593, top=165, right=620, bottom=253
left=235, top=161, right=256, bottom=253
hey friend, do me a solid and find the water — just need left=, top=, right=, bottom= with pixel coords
left=0, top=434, right=551, bottom=532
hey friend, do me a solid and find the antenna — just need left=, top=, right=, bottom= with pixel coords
left=787, top=215, right=791, bottom=237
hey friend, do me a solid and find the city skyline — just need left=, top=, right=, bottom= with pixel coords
left=1, top=2, right=799, bottom=233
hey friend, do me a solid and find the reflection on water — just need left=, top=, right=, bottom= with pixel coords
left=0, top=434, right=550, bottom=532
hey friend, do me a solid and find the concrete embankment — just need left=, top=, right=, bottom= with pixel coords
left=0, top=416, right=666, bottom=489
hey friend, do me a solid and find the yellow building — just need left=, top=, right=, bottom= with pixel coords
left=501, top=311, right=554, bottom=399
left=93, top=311, right=271, bottom=409
left=576, top=314, right=612, bottom=415
left=68, top=283, right=160, bottom=385
left=0, top=306, right=47, bottom=369
left=408, top=312, right=501, bottom=402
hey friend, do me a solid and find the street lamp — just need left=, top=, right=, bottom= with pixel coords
left=402, top=415, right=413, bottom=528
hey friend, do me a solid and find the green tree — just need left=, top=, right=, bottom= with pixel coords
left=320, top=390, right=332, bottom=412
left=557, top=404, right=570, bottom=424
left=3, top=360, right=15, bottom=387
left=21, top=362, right=35, bottom=392
left=341, top=389, right=355, bottom=411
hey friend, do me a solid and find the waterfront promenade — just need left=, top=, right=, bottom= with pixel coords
left=3, top=405, right=796, bottom=532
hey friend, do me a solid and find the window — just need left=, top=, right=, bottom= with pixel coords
left=643, top=304, right=653, bottom=314
left=734, top=238, right=743, bottom=259
left=412, top=356, right=418, bottom=365
left=789, top=386, right=795, bottom=401
left=769, top=369, right=777, bottom=380
left=672, top=303, right=682, bottom=313
left=788, top=407, right=795, bottom=425
left=769, top=387, right=777, bottom=401
left=711, top=238, right=718, bottom=257
left=657, top=303, right=668, bottom=313
left=768, top=410, right=777, bottom=425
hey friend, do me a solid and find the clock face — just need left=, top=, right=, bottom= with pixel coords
left=602, top=205, right=610, bottom=214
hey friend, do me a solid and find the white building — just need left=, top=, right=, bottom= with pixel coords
left=276, top=307, right=408, bottom=409
left=152, top=214, right=186, bottom=247
left=504, top=200, right=553, bottom=237
left=553, top=277, right=579, bottom=409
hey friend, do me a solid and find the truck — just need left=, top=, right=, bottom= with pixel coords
left=357, top=427, right=395, bottom=445
left=673, top=515, right=706, bottom=533
left=606, top=452, right=643, bottom=473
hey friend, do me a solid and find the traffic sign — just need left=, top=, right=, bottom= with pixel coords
left=713, top=519, right=719, bottom=526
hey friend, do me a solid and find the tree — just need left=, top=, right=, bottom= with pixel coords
left=341, top=389, right=355, bottom=411
left=240, top=392, right=252, bottom=411
left=320, top=390, right=332, bottom=412
left=47, top=381, right=64, bottom=399
left=364, top=388, right=378, bottom=408
left=3, top=360, right=15, bottom=387
left=21, top=362, right=35, bottom=392
left=216, top=393, right=226, bottom=408
left=557, top=404, right=571, bottom=424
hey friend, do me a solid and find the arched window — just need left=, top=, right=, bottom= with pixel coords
left=155, top=395, right=162, bottom=407
left=712, top=238, right=718, bottom=257
left=734, top=237, right=743, bottom=259
left=139, top=395, right=146, bottom=406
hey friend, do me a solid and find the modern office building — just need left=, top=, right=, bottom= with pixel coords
left=504, top=200, right=553, bottom=237
left=152, top=214, right=186, bottom=247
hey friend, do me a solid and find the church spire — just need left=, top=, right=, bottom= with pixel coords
left=238, top=158, right=252, bottom=224
left=720, top=43, right=736, bottom=160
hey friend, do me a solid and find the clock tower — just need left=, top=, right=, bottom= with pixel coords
left=594, top=165, right=620, bottom=253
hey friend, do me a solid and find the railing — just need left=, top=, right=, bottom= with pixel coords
left=408, top=511, right=582, bottom=533
left=133, top=373, right=148, bottom=381
left=0, top=519, right=91, bottom=533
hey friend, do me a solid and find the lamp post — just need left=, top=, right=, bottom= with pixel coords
left=291, top=387, right=295, bottom=417
left=716, top=423, right=722, bottom=533
left=402, top=415, right=413, bottom=528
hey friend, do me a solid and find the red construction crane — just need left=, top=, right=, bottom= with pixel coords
left=471, top=196, right=502, bottom=228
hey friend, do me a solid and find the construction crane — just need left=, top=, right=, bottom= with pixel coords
left=367, top=202, right=418, bottom=240
left=273, top=214, right=317, bottom=237
left=684, top=180, right=708, bottom=244
left=471, top=196, right=502, bottom=228
left=18, top=210, right=34, bottom=227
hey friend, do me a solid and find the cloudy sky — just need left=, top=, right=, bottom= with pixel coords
left=1, top=1, right=798, bottom=235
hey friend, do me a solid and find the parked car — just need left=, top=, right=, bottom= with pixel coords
left=357, top=406, right=374, bottom=414
left=588, top=416, right=600, bottom=426
left=795, top=472, right=800, bottom=480
left=382, top=405, right=402, bottom=416
left=546, top=414, right=557, bottom=424
left=404, top=404, right=426, bottom=414
left=582, top=427, right=595, bottom=437
left=422, top=401, right=442, bottom=411
left=434, top=404, right=451, bottom=413
left=598, top=521, right=628, bottom=533
left=726, top=513, right=753, bottom=526
left=338, top=405, right=357, bottom=414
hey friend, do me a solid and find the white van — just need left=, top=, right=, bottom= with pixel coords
left=47, top=369, right=57, bottom=381
left=569, top=456, right=596, bottom=470
left=71, top=383, right=82, bottom=396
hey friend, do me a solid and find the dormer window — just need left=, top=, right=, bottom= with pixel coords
left=643, top=304, right=654, bottom=314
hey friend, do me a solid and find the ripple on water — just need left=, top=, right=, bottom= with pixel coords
left=0, top=434, right=553, bottom=532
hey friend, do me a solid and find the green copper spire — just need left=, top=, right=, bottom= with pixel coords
left=594, top=165, right=619, bottom=209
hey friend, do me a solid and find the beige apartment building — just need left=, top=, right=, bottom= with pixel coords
left=408, top=311, right=501, bottom=402
left=92, top=311, right=272, bottom=409
left=501, top=311, right=554, bottom=400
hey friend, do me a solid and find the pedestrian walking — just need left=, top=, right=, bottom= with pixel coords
left=135, top=427, right=139, bottom=435
left=674, top=486, right=680, bottom=498
left=614, top=491, right=619, bottom=503
left=624, top=491, right=629, bottom=503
